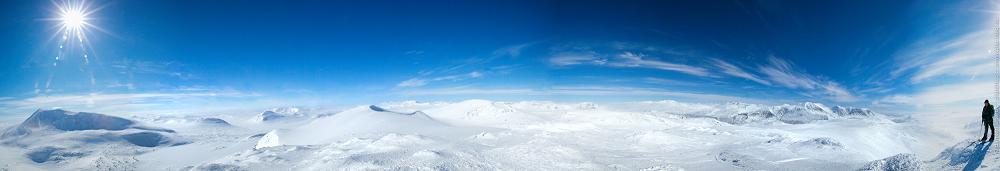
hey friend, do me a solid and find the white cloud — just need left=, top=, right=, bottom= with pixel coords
left=867, top=14, right=994, bottom=111
left=760, top=57, right=816, bottom=89
left=710, top=58, right=771, bottom=85
left=494, top=42, right=537, bottom=57
left=399, top=86, right=764, bottom=103
left=758, top=56, right=858, bottom=102
left=874, top=80, right=993, bottom=140
left=547, top=86, right=754, bottom=102
left=111, top=59, right=196, bottom=80
left=0, top=90, right=261, bottom=115
left=642, top=77, right=701, bottom=87
left=396, top=71, right=486, bottom=88
left=907, top=31, right=993, bottom=83
left=877, top=80, right=993, bottom=108
left=549, top=52, right=606, bottom=66
left=468, top=71, right=483, bottom=78
left=886, top=30, right=991, bottom=83
left=399, top=87, right=534, bottom=95
left=396, top=78, right=428, bottom=87
left=549, top=51, right=711, bottom=77
left=820, top=81, right=858, bottom=102
left=609, top=52, right=712, bottom=77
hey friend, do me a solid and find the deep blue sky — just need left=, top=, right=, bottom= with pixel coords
left=0, top=0, right=995, bottom=114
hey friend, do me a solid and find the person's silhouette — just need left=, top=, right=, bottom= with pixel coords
left=983, top=100, right=996, bottom=141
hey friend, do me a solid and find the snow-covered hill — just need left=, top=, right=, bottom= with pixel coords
left=0, top=109, right=188, bottom=170
left=0, top=100, right=959, bottom=170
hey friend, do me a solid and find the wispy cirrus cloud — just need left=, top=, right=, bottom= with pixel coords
left=906, top=30, right=993, bottom=83
left=758, top=56, right=858, bottom=102
left=547, top=43, right=860, bottom=102
left=398, top=86, right=534, bottom=96
left=610, top=52, right=712, bottom=77
left=493, top=42, right=538, bottom=57
left=0, top=88, right=262, bottom=115
left=549, top=51, right=712, bottom=77
left=398, top=86, right=765, bottom=103
left=549, top=51, right=606, bottom=66
left=111, top=59, right=196, bottom=80
left=874, top=80, right=993, bottom=107
left=709, top=58, right=771, bottom=86
left=871, top=17, right=995, bottom=113
left=399, top=43, right=535, bottom=88
left=396, top=71, right=484, bottom=88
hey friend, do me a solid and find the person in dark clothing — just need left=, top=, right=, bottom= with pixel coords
left=983, top=100, right=996, bottom=141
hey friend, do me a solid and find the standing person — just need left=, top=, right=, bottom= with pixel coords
left=984, top=100, right=996, bottom=141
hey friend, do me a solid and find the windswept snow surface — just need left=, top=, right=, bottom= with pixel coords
left=0, top=100, right=955, bottom=170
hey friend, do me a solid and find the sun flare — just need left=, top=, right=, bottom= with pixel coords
left=60, top=9, right=86, bottom=30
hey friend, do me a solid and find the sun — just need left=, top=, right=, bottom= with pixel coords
left=57, top=1, right=89, bottom=31
left=61, top=9, right=86, bottom=30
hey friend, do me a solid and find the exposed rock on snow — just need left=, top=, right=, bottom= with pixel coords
left=271, top=107, right=303, bottom=115
left=790, top=137, right=845, bottom=151
left=639, top=165, right=685, bottom=171
left=710, top=102, right=884, bottom=124
left=186, top=163, right=246, bottom=171
left=615, top=100, right=887, bottom=125
left=831, top=106, right=877, bottom=118
left=860, top=153, right=920, bottom=171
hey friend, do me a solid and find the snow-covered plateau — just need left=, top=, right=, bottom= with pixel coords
left=0, top=99, right=989, bottom=170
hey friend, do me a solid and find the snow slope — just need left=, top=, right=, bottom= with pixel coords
left=924, top=139, right=999, bottom=170
left=0, top=100, right=954, bottom=170
left=858, top=138, right=1000, bottom=171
